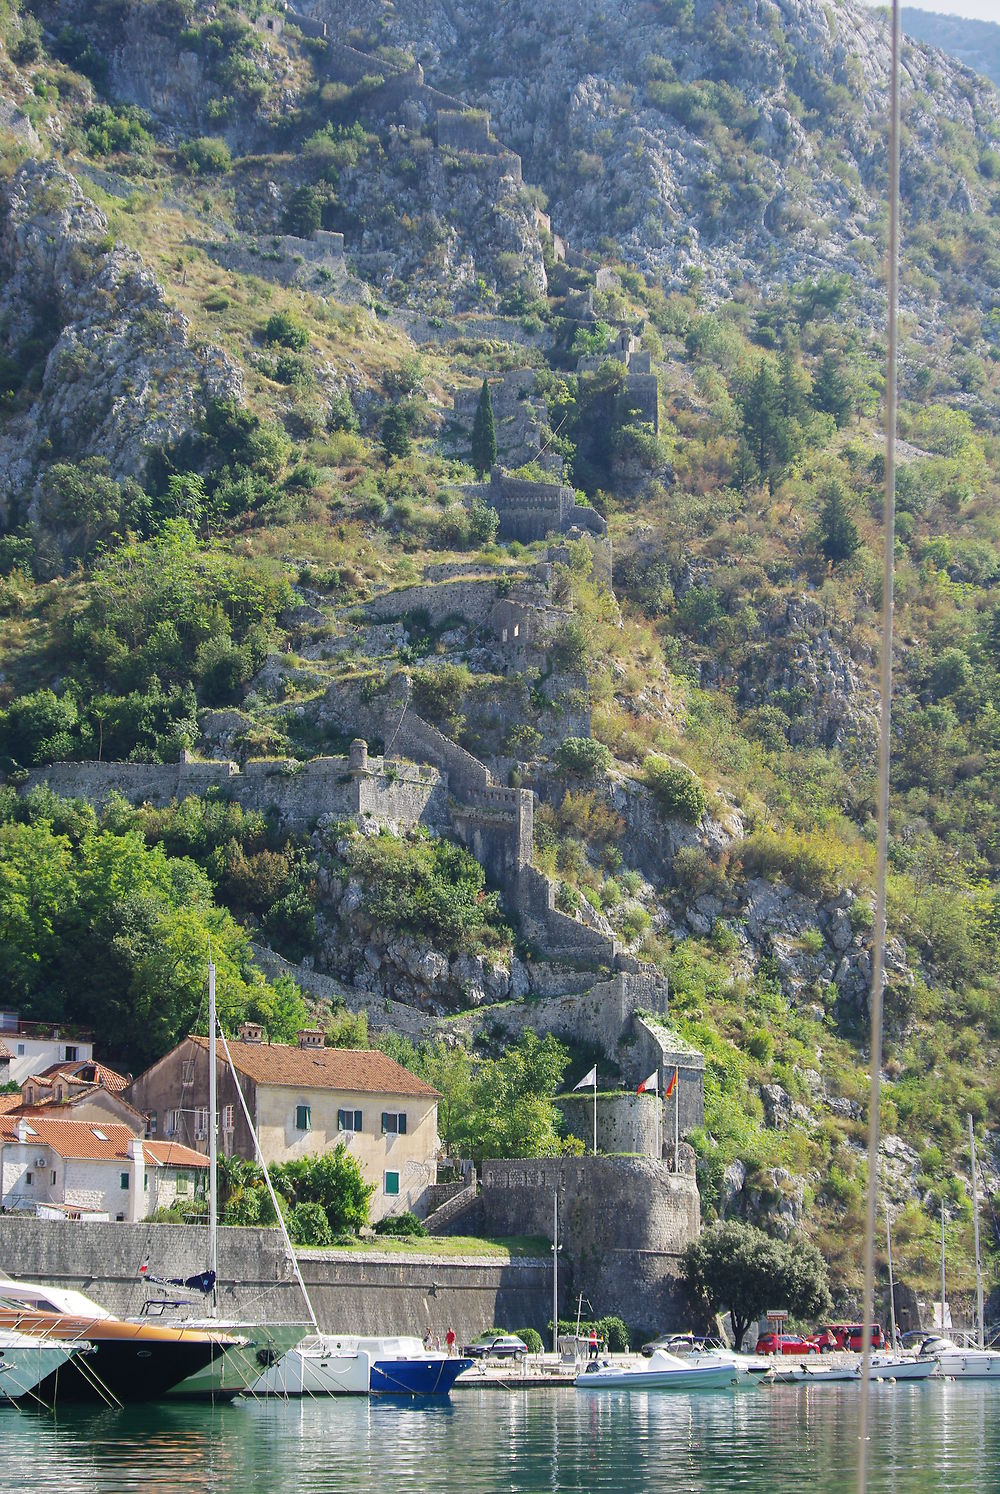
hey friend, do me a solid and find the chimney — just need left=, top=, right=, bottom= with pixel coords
left=239, top=1022, right=264, bottom=1044
left=297, top=1029, right=325, bottom=1049
left=15, top=1118, right=28, bottom=1144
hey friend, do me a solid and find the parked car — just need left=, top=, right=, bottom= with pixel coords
left=755, top=1332, right=822, bottom=1356
left=818, top=1323, right=886, bottom=1352
left=462, top=1334, right=528, bottom=1361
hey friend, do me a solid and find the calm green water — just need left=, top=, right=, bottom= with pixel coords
left=1, top=1383, right=998, bottom=1493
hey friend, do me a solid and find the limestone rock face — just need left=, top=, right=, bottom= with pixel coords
left=0, top=161, right=241, bottom=522
left=303, top=0, right=1000, bottom=315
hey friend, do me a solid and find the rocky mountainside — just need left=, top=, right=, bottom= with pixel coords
left=0, top=0, right=998, bottom=1303
left=307, top=0, right=1000, bottom=314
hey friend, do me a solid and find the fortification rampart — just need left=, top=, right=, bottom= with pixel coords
left=480, top=1155, right=699, bottom=1328
left=556, top=1091, right=662, bottom=1159
left=0, top=1216, right=554, bottom=1342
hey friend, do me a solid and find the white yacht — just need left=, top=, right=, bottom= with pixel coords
left=248, top=1334, right=473, bottom=1397
left=919, top=1335, right=1000, bottom=1379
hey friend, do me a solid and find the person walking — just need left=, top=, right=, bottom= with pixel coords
left=589, top=1327, right=599, bottom=1360
left=445, top=1326, right=456, bottom=1357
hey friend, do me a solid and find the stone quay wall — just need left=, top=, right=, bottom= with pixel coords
left=0, top=1216, right=554, bottom=1343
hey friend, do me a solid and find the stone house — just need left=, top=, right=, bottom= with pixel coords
left=12, top=1061, right=143, bottom=1133
left=126, top=1028, right=442, bottom=1221
left=0, top=1114, right=207, bottom=1222
left=0, top=1011, right=94, bottom=1087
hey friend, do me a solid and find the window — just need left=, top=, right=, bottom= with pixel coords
left=91, top=1128, right=108, bottom=1142
left=338, top=1109, right=362, bottom=1133
left=16, top=1043, right=24, bottom=1056
left=176, top=1173, right=189, bottom=1196
left=120, top=1172, right=129, bottom=1190
left=384, top=1171, right=400, bottom=1196
left=194, top=1108, right=208, bottom=1139
left=181, top=1060, right=195, bottom=1085
left=51, top=1170, right=56, bottom=1185
left=295, top=1105, right=311, bottom=1132
left=143, top=1175, right=148, bottom=1190
left=64, top=1046, right=78, bottom=1062
left=166, top=1110, right=180, bottom=1137
left=25, top=1171, right=32, bottom=1186
left=381, top=1112, right=407, bottom=1135
left=222, top=1105, right=234, bottom=1132
left=145, top=1112, right=157, bottom=1138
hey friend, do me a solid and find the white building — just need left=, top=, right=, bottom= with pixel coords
left=0, top=1114, right=207, bottom=1222
left=0, top=1012, right=95, bottom=1087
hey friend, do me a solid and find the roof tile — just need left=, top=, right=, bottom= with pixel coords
left=190, top=1036, right=441, bottom=1098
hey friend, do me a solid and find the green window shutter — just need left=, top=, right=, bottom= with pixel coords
left=120, top=1172, right=129, bottom=1190
left=354, top=1110, right=363, bottom=1132
left=381, top=1112, right=390, bottom=1134
left=296, top=1105, right=311, bottom=1131
left=398, top=1112, right=407, bottom=1136
left=384, top=1171, right=400, bottom=1196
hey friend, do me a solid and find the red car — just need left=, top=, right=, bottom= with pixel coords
left=818, top=1323, right=885, bottom=1352
left=755, top=1332, right=822, bottom=1356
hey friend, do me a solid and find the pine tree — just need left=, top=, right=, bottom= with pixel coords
left=812, top=351, right=853, bottom=428
left=739, top=360, right=793, bottom=489
left=471, top=378, right=497, bottom=478
left=819, top=479, right=859, bottom=565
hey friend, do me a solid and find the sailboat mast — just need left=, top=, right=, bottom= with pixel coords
left=940, top=1199, right=947, bottom=1333
left=208, top=963, right=218, bottom=1317
left=969, top=1113, right=985, bottom=1350
left=886, top=1203, right=898, bottom=1353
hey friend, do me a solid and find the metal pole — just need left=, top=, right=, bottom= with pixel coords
left=552, top=1191, right=559, bottom=1355
left=673, top=1069, right=679, bottom=1174
left=593, top=1071, right=597, bottom=1158
left=940, top=1198, right=947, bottom=1332
left=886, top=1203, right=897, bottom=1354
left=858, top=5, right=901, bottom=1486
left=208, top=962, right=218, bottom=1318
left=970, top=1113, right=985, bottom=1350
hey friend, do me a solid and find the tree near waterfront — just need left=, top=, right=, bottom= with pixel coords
left=683, top=1220, right=832, bottom=1350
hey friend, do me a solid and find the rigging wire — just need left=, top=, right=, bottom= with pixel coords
left=857, top=1, right=901, bottom=1486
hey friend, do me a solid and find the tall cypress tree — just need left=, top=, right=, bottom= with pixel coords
left=471, top=378, right=497, bottom=478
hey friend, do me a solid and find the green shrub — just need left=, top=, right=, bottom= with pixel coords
left=178, top=136, right=232, bottom=174
left=598, top=1315, right=630, bottom=1353
left=643, top=755, right=707, bottom=823
left=261, top=311, right=309, bottom=350
left=287, top=1201, right=334, bottom=1246
left=555, top=737, right=613, bottom=779
left=514, top=1326, right=544, bottom=1353
left=373, top=1211, right=427, bottom=1238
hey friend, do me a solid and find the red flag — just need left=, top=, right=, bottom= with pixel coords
left=637, top=1071, right=658, bottom=1094
left=664, top=1069, right=678, bottom=1098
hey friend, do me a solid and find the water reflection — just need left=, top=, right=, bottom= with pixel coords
left=0, top=1382, right=997, bottom=1492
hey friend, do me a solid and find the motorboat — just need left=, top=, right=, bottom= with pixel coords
left=575, top=1348, right=743, bottom=1391
left=652, top=1334, right=763, bottom=1378
left=864, top=1352, right=936, bottom=1382
left=0, top=1279, right=241, bottom=1405
left=249, top=1334, right=474, bottom=1397
left=918, top=1335, right=1000, bottom=1379
left=0, top=1328, right=91, bottom=1405
left=761, top=1361, right=860, bottom=1385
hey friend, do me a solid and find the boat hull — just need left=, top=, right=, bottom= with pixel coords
left=576, top=1363, right=741, bottom=1391
left=168, top=1322, right=310, bottom=1399
left=0, top=1341, right=78, bottom=1403
left=933, top=1351, right=1000, bottom=1379
left=370, top=1357, right=472, bottom=1396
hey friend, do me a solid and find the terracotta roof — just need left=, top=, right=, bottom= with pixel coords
left=38, top=1060, right=131, bottom=1092
left=12, top=1088, right=147, bottom=1125
left=0, top=1038, right=12, bottom=1060
left=143, top=1141, right=208, bottom=1169
left=0, top=1094, right=21, bottom=1114
left=0, top=1116, right=202, bottom=1167
left=189, top=1037, right=441, bottom=1099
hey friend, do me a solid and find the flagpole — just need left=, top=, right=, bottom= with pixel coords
left=673, top=1067, right=679, bottom=1174
left=592, top=1069, right=597, bottom=1157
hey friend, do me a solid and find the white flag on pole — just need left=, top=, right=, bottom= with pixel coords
left=637, top=1071, right=658, bottom=1094
left=574, top=1065, right=597, bottom=1090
